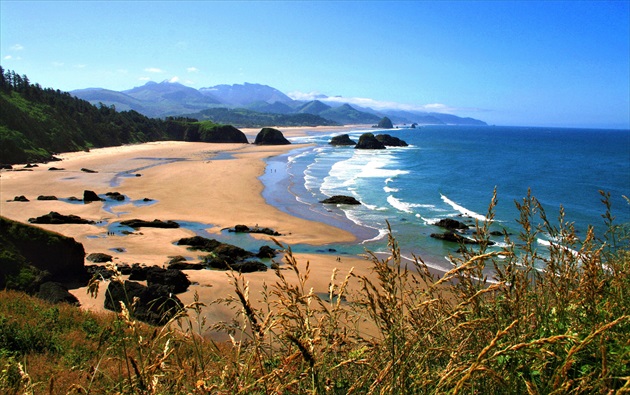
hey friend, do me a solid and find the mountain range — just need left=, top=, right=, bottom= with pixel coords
left=71, top=81, right=487, bottom=126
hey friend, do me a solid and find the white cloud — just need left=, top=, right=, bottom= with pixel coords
left=138, top=76, right=151, bottom=81
left=287, top=91, right=328, bottom=101
left=10, top=44, right=24, bottom=51
left=186, top=67, right=199, bottom=73
left=144, top=67, right=165, bottom=73
left=169, top=76, right=180, bottom=83
left=3, top=55, right=12, bottom=60
left=74, top=64, right=87, bottom=69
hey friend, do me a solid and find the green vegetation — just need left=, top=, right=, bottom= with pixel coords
left=184, top=107, right=340, bottom=128
left=0, top=191, right=628, bottom=394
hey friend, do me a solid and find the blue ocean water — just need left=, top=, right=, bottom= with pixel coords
left=260, top=126, right=630, bottom=272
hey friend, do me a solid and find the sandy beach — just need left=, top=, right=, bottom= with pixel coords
left=0, top=125, right=377, bottom=336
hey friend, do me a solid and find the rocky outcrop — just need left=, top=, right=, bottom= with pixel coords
left=375, top=134, right=408, bottom=147
left=12, top=195, right=29, bottom=202
left=200, top=124, right=249, bottom=143
left=257, top=245, right=277, bottom=259
left=0, top=216, right=87, bottom=290
left=177, top=236, right=267, bottom=273
left=120, top=219, right=180, bottom=229
left=37, top=282, right=80, bottom=305
left=229, top=224, right=281, bottom=236
left=254, top=128, right=291, bottom=145
left=145, top=267, right=191, bottom=294
left=83, top=190, right=103, bottom=202
left=104, top=281, right=183, bottom=325
left=37, top=195, right=58, bottom=201
left=376, top=117, right=394, bottom=129
left=434, top=218, right=470, bottom=231
left=320, top=195, right=361, bottom=205
left=28, top=211, right=95, bottom=225
left=329, top=134, right=357, bottom=146
left=355, top=133, right=386, bottom=150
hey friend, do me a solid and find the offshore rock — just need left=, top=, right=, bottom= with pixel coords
left=329, top=134, right=357, bottom=146
left=434, top=218, right=470, bottom=230
left=376, top=117, right=394, bottom=129
left=355, top=133, right=386, bottom=149
left=376, top=134, right=408, bottom=147
left=254, top=127, right=291, bottom=145
left=320, top=195, right=361, bottom=205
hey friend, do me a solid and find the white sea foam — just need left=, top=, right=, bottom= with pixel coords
left=387, top=195, right=415, bottom=213
left=383, top=186, right=399, bottom=193
left=440, top=194, right=488, bottom=221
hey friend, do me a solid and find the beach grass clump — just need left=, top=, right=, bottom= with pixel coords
left=0, top=190, right=628, bottom=394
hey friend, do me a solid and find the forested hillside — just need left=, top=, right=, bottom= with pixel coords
left=0, top=67, right=171, bottom=164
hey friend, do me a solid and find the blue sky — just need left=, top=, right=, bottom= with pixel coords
left=1, top=1, right=629, bottom=128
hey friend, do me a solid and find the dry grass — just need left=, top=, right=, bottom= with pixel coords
left=1, top=190, right=628, bottom=394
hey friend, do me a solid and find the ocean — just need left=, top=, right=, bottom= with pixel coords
left=260, top=125, right=630, bottom=272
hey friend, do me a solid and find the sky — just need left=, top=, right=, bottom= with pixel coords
left=1, top=1, right=629, bottom=129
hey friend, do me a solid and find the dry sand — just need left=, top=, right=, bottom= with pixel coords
left=0, top=126, right=379, bottom=337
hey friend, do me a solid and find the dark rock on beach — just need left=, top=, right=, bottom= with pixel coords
left=83, top=190, right=103, bottom=202
left=229, top=224, right=281, bottom=236
left=355, top=133, right=386, bottom=149
left=120, top=219, right=180, bottom=229
left=104, top=281, right=183, bottom=326
left=37, top=195, right=58, bottom=200
left=254, top=127, right=291, bottom=145
left=434, top=218, right=470, bottom=230
left=86, top=265, right=115, bottom=279
left=86, top=252, right=113, bottom=263
left=320, top=195, right=361, bottom=205
left=177, top=236, right=268, bottom=272
left=13, top=195, right=29, bottom=202
left=106, top=191, right=125, bottom=201
left=257, top=245, right=277, bottom=259
left=177, top=236, right=222, bottom=252
left=81, top=168, right=98, bottom=173
left=329, top=134, right=357, bottom=146
left=48, top=167, right=64, bottom=171
left=1, top=164, right=13, bottom=170
left=28, top=211, right=95, bottom=225
left=376, top=134, right=408, bottom=147
left=145, top=267, right=191, bottom=294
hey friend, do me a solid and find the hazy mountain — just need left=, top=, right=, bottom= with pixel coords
left=296, top=100, right=332, bottom=115
left=199, top=83, right=292, bottom=106
left=73, top=81, right=221, bottom=118
left=319, top=104, right=381, bottom=125
left=71, top=81, right=486, bottom=125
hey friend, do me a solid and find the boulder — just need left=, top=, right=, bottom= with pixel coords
left=28, top=211, right=95, bottom=225
left=37, top=282, right=80, bottom=306
left=86, top=264, right=115, bottom=280
left=320, top=195, right=361, bottom=205
left=104, top=281, right=183, bottom=326
left=13, top=195, right=29, bottom=202
left=355, top=133, right=386, bottom=149
left=37, top=195, right=58, bottom=201
left=375, top=134, right=408, bottom=147
left=128, top=264, right=148, bottom=281
left=48, top=167, right=64, bottom=171
left=105, top=191, right=125, bottom=201
left=145, top=267, right=190, bottom=294
left=24, top=164, right=38, bottom=168
left=120, top=219, right=180, bottom=229
left=83, top=190, right=103, bottom=202
left=0, top=164, right=13, bottom=170
left=329, top=134, right=357, bottom=146
left=257, top=245, right=276, bottom=259
left=177, top=236, right=222, bottom=252
left=86, top=252, right=113, bottom=263
left=81, top=168, right=98, bottom=173
left=168, top=262, right=204, bottom=270
left=434, top=218, right=470, bottom=230
left=254, top=128, right=291, bottom=145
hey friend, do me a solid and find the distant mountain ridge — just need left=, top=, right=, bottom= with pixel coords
left=71, top=81, right=487, bottom=126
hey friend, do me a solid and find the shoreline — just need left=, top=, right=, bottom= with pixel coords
left=0, top=126, right=380, bottom=336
